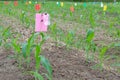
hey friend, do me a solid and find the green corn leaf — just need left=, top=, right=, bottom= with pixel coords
left=44, top=73, right=52, bottom=80
left=30, top=44, right=36, bottom=52
left=28, top=33, right=35, bottom=44
left=0, top=26, right=3, bottom=31
left=40, top=55, right=52, bottom=79
left=50, top=23, right=57, bottom=33
left=99, top=47, right=108, bottom=60
left=111, top=63, right=120, bottom=67
left=65, top=30, right=75, bottom=44
left=31, top=71, right=44, bottom=80
left=35, top=72, right=44, bottom=80
left=89, top=12, right=95, bottom=27
left=21, top=42, right=27, bottom=58
left=2, top=27, right=10, bottom=37
left=69, top=30, right=75, bottom=36
left=35, top=45, right=41, bottom=60
left=11, top=38, right=21, bottom=54
left=62, top=12, right=66, bottom=18
left=26, top=33, right=39, bottom=57
left=35, top=45, right=41, bottom=71
left=86, top=29, right=94, bottom=43
left=40, top=32, right=45, bottom=46
left=114, top=43, right=120, bottom=47
left=40, top=32, right=45, bottom=39
left=28, top=32, right=40, bottom=44
left=39, top=33, right=49, bottom=46
left=27, top=33, right=36, bottom=53
left=2, top=27, right=11, bottom=40
left=70, top=12, right=73, bottom=17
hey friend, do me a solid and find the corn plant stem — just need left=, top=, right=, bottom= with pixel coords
left=53, top=33, right=58, bottom=46
left=86, top=50, right=89, bottom=62
left=25, top=49, right=31, bottom=68
left=18, top=56, right=22, bottom=68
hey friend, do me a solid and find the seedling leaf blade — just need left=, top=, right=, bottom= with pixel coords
left=40, top=55, right=52, bottom=80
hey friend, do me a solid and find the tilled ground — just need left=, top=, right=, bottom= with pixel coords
left=0, top=14, right=120, bottom=80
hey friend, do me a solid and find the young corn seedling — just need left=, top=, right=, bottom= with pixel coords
left=114, top=43, right=120, bottom=47
left=91, top=46, right=108, bottom=70
left=64, top=30, right=75, bottom=49
left=30, top=32, right=52, bottom=80
left=25, top=17, right=30, bottom=28
left=89, top=12, right=95, bottom=28
left=49, top=23, right=58, bottom=45
left=11, top=37, right=21, bottom=56
left=115, top=29, right=120, bottom=38
left=40, top=55, right=52, bottom=80
left=20, top=10, right=25, bottom=23
left=32, top=33, right=45, bottom=80
left=21, top=32, right=50, bottom=68
left=98, top=46, right=108, bottom=70
left=70, top=12, right=73, bottom=17
left=108, top=22, right=114, bottom=37
left=35, top=32, right=46, bottom=72
left=11, top=36, right=22, bottom=67
left=56, top=28, right=65, bottom=46
left=31, top=71, right=44, bottom=80
left=75, top=35, right=84, bottom=49
left=21, top=33, right=37, bottom=68
left=110, top=43, right=120, bottom=70
left=19, top=11, right=30, bottom=28
left=62, top=12, right=66, bottom=20
left=1, top=27, right=12, bottom=49
left=31, top=56, right=52, bottom=80
left=85, top=28, right=95, bottom=61
left=1, top=27, right=10, bottom=43
left=7, top=8, right=11, bottom=15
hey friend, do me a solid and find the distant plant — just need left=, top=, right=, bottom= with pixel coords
left=7, top=8, right=11, bottom=15
left=70, top=11, right=73, bottom=17
left=64, top=30, right=75, bottom=49
left=108, top=23, right=120, bottom=38
left=89, top=12, right=95, bottom=28
left=11, top=35, right=22, bottom=67
left=91, top=46, right=108, bottom=70
left=62, top=12, right=66, bottom=19
left=115, top=29, right=120, bottom=37
left=20, top=11, right=25, bottom=23
left=99, top=46, right=108, bottom=70
left=25, top=17, right=30, bottom=28
left=49, top=23, right=58, bottom=46
left=84, top=28, right=96, bottom=61
left=0, top=27, right=12, bottom=49
left=109, top=43, right=120, bottom=70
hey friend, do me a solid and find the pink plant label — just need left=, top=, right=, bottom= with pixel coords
left=35, top=13, right=50, bottom=32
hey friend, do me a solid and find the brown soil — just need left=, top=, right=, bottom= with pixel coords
left=0, top=14, right=120, bottom=80
left=42, top=46, right=120, bottom=80
left=0, top=48, right=33, bottom=80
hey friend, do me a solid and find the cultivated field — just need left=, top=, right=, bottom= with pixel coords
left=0, top=1, right=120, bottom=80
